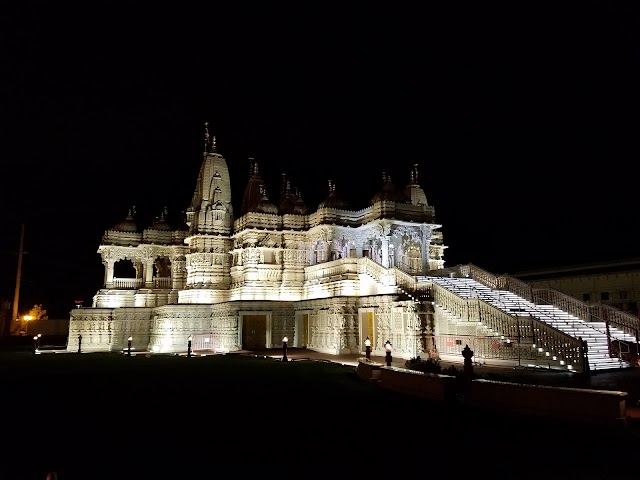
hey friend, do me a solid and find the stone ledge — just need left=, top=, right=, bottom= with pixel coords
left=468, top=379, right=628, bottom=425
left=355, top=358, right=385, bottom=381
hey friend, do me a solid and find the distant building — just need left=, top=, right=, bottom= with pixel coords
left=513, top=260, right=640, bottom=317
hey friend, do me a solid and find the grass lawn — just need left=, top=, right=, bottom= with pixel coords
left=1, top=350, right=638, bottom=480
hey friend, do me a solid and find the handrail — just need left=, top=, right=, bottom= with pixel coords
left=429, top=281, right=584, bottom=371
left=454, top=263, right=640, bottom=355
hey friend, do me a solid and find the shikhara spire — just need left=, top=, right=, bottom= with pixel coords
left=204, top=122, right=210, bottom=153
left=411, top=164, right=419, bottom=185
left=203, top=122, right=217, bottom=154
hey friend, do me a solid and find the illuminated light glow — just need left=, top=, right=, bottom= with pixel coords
left=567, top=365, right=573, bottom=370
left=152, top=346, right=159, bottom=353
left=560, top=360, right=565, bottom=365
left=552, top=356, right=557, bottom=361
left=538, top=347, right=543, bottom=352
left=545, top=351, right=550, bottom=356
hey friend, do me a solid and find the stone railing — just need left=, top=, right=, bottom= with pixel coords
left=154, top=277, right=172, bottom=289
left=304, top=258, right=359, bottom=282
left=112, top=277, right=143, bottom=289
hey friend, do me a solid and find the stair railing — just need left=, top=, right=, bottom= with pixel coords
left=430, top=281, right=584, bottom=371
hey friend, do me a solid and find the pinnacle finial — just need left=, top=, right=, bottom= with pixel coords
left=204, top=122, right=210, bottom=153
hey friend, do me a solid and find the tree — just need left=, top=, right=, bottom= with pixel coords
left=26, top=304, right=48, bottom=322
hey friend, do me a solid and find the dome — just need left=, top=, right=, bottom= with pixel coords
left=113, top=207, right=138, bottom=232
left=240, top=160, right=272, bottom=215
left=318, top=180, right=348, bottom=209
left=150, top=208, right=171, bottom=231
left=370, top=173, right=409, bottom=205
left=293, top=189, right=308, bottom=215
left=254, top=185, right=279, bottom=214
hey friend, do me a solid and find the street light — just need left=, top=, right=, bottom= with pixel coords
left=33, top=335, right=38, bottom=353
left=385, top=340, right=393, bottom=366
left=23, top=315, right=33, bottom=335
left=37, top=333, right=42, bottom=349
left=127, top=336, right=132, bottom=357
left=282, top=336, right=288, bottom=362
left=187, top=335, right=193, bottom=358
left=365, top=336, right=371, bottom=360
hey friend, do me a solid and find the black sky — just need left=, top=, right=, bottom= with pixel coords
left=1, top=2, right=640, bottom=318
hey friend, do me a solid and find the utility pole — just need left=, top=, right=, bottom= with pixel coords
left=11, top=223, right=25, bottom=336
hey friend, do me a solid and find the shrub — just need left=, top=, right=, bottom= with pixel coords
left=404, top=356, right=442, bottom=374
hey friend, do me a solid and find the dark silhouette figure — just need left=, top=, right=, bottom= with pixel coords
left=462, top=344, right=474, bottom=377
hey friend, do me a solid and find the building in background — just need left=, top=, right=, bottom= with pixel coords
left=514, top=260, right=640, bottom=317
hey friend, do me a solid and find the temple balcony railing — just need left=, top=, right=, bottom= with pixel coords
left=110, top=277, right=172, bottom=289
left=154, top=277, right=172, bottom=289
left=112, top=277, right=143, bottom=289
left=305, top=258, right=359, bottom=282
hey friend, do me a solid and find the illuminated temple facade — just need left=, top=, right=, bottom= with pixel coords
left=66, top=128, right=640, bottom=372
left=67, top=130, right=446, bottom=359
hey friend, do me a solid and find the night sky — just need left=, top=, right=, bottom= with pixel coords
left=2, top=3, right=639, bottom=318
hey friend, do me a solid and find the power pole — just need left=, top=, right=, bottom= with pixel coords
left=11, top=223, right=25, bottom=336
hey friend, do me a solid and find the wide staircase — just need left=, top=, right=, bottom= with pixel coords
left=423, top=276, right=636, bottom=371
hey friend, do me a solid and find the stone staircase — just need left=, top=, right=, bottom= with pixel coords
left=423, top=276, right=636, bottom=371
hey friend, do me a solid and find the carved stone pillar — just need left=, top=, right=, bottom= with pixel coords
left=105, top=260, right=115, bottom=288
left=144, top=259, right=154, bottom=288
left=381, top=235, right=390, bottom=268
left=421, top=225, right=431, bottom=274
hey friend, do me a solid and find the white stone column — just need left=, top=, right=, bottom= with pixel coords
left=144, top=259, right=154, bottom=288
left=105, top=260, right=115, bottom=288
left=421, top=225, right=431, bottom=274
left=381, top=235, right=390, bottom=268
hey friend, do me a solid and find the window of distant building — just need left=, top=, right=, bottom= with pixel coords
left=583, top=293, right=590, bottom=302
left=601, top=292, right=609, bottom=301
left=620, top=291, right=628, bottom=301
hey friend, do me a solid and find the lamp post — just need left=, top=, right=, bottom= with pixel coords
left=37, top=333, right=42, bottom=349
left=77, top=334, right=82, bottom=354
left=187, top=335, right=193, bottom=358
left=23, top=315, right=33, bottom=335
left=127, top=336, right=132, bottom=357
left=365, top=336, right=371, bottom=360
left=282, top=336, right=288, bottom=362
left=385, top=340, right=393, bottom=366
left=33, top=335, right=38, bottom=353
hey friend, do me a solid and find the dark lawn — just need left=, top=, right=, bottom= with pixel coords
left=0, top=351, right=638, bottom=480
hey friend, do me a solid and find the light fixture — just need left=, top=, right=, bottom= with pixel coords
left=282, top=336, right=289, bottom=362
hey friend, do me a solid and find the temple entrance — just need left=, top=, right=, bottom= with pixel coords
left=359, top=309, right=376, bottom=353
left=242, top=314, right=267, bottom=350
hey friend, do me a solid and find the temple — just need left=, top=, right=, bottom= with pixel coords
left=67, top=125, right=639, bottom=371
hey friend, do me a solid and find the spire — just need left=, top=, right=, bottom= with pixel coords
left=411, top=164, right=419, bottom=185
left=211, top=135, right=217, bottom=153
left=204, top=122, right=210, bottom=154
